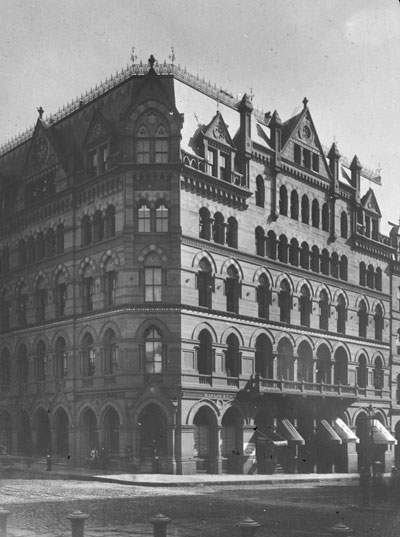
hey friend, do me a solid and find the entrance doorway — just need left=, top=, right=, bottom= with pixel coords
left=138, top=404, right=167, bottom=472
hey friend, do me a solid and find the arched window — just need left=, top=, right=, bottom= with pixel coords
left=226, top=217, right=238, bottom=249
left=225, top=266, right=240, bottom=314
left=138, top=203, right=151, bottom=233
left=0, top=348, right=11, bottom=387
left=154, top=124, right=169, bottom=163
left=357, top=355, right=368, bottom=388
left=34, top=340, right=46, bottom=381
left=375, top=268, right=382, bottom=291
left=319, top=290, right=330, bottom=330
left=300, top=242, right=310, bottom=270
left=17, top=344, right=29, bottom=383
left=311, top=199, right=319, bottom=228
left=266, top=231, right=277, bottom=260
left=373, top=357, right=383, bottom=389
left=145, top=327, right=163, bottom=374
left=358, top=300, right=368, bottom=338
left=340, top=255, right=348, bottom=281
left=321, top=249, right=330, bottom=275
left=255, top=176, right=265, bottom=207
left=321, top=203, right=329, bottom=231
left=279, top=185, right=288, bottom=216
left=55, top=272, right=67, bottom=318
left=301, top=195, right=309, bottom=224
left=56, top=224, right=64, bottom=253
left=334, top=348, right=348, bottom=385
left=331, top=252, right=339, bottom=278
left=340, top=211, right=348, bottom=239
left=226, top=334, right=240, bottom=378
left=54, top=337, right=67, bottom=379
left=199, top=208, right=211, bottom=240
left=103, top=329, right=117, bottom=375
left=16, top=288, right=28, bottom=326
left=374, top=304, right=383, bottom=341
left=93, top=210, right=104, bottom=242
left=290, top=190, right=299, bottom=220
left=278, top=235, right=288, bottom=263
left=155, top=203, right=169, bottom=232
left=198, top=330, right=213, bottom=376
left=277, top=339, right=294, bottom=380
left=103, top=259, right=117, bottom=307
left=336, top=294, right=346, bottom=334
left=198, top=258, right=213, bottom=309
left=81, top=216, right=92, bottom=246
left=359, top=262, right=366, bottom=286
left=255, top=335, right=273, bottom=379
left=213, top=213, right=225, bottom=244
left=144, top=253, right=162, bottom=302
left=279, top=280, right=291, bottom=323
left=136, top=118, right=169, bottom=163
left=0, top=293, right=10, bottom=331
left=316, top=345, right=331, bottom=383
left=297, top=341, right=313, bottom=382
left=367, top=265, right=374, bottom=289
left=81, top=264, right=94, bottom=313
left=35, top=277, right=46, bottom=322
left=105, top=205, right=116, bottom=238
left=18, top=239, right=27, bottom=268
left=45, top=228, right=55, bottom=256
left=289, top=239, right=299, bottom=266
left=311, top=246, right=319, bottom=272
left=299, top=285, right=311, bottom=327
left=82, top=333, right=95, bottom=377
left=257, top=274, right=270, bottom=320
left=27, top=236, right=36, bottom=264
left=255, top=227, right=265, bottom=256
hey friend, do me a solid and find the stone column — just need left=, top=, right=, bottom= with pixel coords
left=176, top=424, right=196, bottom=475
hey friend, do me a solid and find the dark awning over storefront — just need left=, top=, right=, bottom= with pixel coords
left=278, top=419, right=305, bottom=445
left=333, top=418, right=359, bottom=444
left=257, top=429, right=288, bottom=447
left=370, top=420, right=397, bottom=445
left=319, top=420, right=342, bottom=444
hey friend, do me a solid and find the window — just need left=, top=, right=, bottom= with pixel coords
left=56, top=224, right=64, bottom=253
left=0, top=349, right=10, bottom=387
left=277, top=339, right=294, bottom=380
left=255, top=176, right=265, bottom=207
left=82, top=333, right=95, bottom=377
left=45, top=228, right=55, bottom=257
left=311, top=246, right=319, bottom=273
left=35, top=280, right=46, bottom=322
left=372, top=219, right=379, bottom=241
left=340, top=256, right=348, bottom=281
left=55, top=280, right=67, bottom=318
left=219, top=153, right=229, bottom=181
left=155, top=204, right=169, bottom=232
left=17, top=293, right=27, bottom=326
left=278, top=235, right=288, bottom=263
left=104, top=270, right=116, bottom=307
left=336, top=295, right=346, bottom=334
left=374, top=305, right=383, bottom=341
left=81, top=216, right=92, bottom=246
left=266, top=231, right=277, bottom=260
left=145, top=327, right=163, bottom=374
left=331, top=252, right=339, bottom=279
left=359, top=262, right=366, bottom=286
left=17, top=345, right=29, bottom=383
left=301, top=195, right=309, bottom=224
left=321, top=249, right=330, bottom=275
left=198, top=330, right=213, bottom=375
left=199, top=208, right=211, bottom=240
left=207, top=149, right=218, bottom=177
left=321, top=203, right=329, bottom=231
left=138, top=204, right=151, bottom=232
left=340, top=212, right=348, bottom=239
left=226, top=217, right=238, bottom=248
left=82, top=276, right=94, bottom=313
left=55, top=337, right=67, bottom=379
left=257, top=274, right=270, bottom=320
left=103, top=329, right=117, bottom=375
left=144, top=267, right=162, bottom=302
left=290, top=190, right=299, bottom=220
left=137, top=138, right=150, bottom=163
left=375, top=268, right=382, bottom=291
left=299, top=285, right=311, bottom=327
left=93, top=210, right=104, bottom=242
left=255, top=335, right=273, bottom=379
left=289, top=239, right=299, bottom=266
left=319, top=290, right=330, bottom=330
left=105, top=205, right=116, bottom=238
left=155, top=139, right=168, bottom=163
left=213, top=213, right=225, bottom=244
left=311, top=199, right=319, bottom=228
left=0, top=297, right=10, bottom=331
left=373, top=357, right=383, bottom=389
left=226, top=334, right=240, bottom=377
left=357, top=355, right=368, bottom=388
left=300, top=242, right=309, bottom=269
left=334, top=348, right=348, bottom=385
left=358, top=301, right=367, bottom=338
left=367, top=265, right=374, bottom=289
left=294, top=144, right=301, bottom=164
left=279, top=280, right=291, bottom=323
left=255, top=227, right=265, bottom=256
left=312, top=154, right=319, bottom=172
left=303, top=149, right=311, bottom=169
left=225, top=266, right=240, bottom=314
left=279, top=186, right=288, bottom=216
left=198, top=258, right=213, bottom=309
left=34, top=341, right=46, bottom=381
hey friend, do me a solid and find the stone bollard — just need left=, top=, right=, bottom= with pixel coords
left=149, top=513, right=171, bottom=537
left=328, top=522, right=354, bottom=537
left=237, top=517, right=260, bottom=537
left=0, top=508, right=11, bottom=537
left=66, top=511, right=90, bottom=537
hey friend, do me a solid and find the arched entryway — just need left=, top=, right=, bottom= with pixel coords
left=193, top=406, right=217, bottom=474
left=16, top=410, right=32, bottom=455
left=221, top=407, right=243, bottom=474
left=138, top=403, right=167, bottom=472
left=0, top=411, right=12, bottom=453
left=54, top=408, right=69, bottom=457
left=81, top=408, right=98, bottom=459
left=255, top=408, right=277, bottom=474
left=35, top=408, right=51, bottom=455
left=104, top=407, right=120, bottom=456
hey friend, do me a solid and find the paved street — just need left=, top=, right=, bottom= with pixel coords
left=1, top=479, right=399, bottom=537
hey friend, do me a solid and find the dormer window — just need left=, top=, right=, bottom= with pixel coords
left=136, top=114, right=169, bottom=164
left=207, top=149, right=217, bottom=177
left=88, top=144, right=109, bottom=177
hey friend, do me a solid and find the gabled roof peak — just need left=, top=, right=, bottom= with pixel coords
left=350, top=154, right=362, bottom=170
left=328, top=141, right=341, bottom=159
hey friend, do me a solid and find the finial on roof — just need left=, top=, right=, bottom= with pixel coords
left=271, top=110, right=282, bottom=127
left=328, top=141, right=341, bottom=159
left=350, top=154, right=362, bottom=170
left=169, top=46, right=175, bottom=64
left=303, top=97, right=308, bottom=109
left=131, top=46, right=138, bottom=64
left=148, top=54, right=156, bottom=71
left=37, top=106, right=44, bottom=119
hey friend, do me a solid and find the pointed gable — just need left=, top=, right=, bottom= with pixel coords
left=202, top=111, right=236, bottom=149
left=83, top=109, right=113, bottom=148
left=281, top=100, right=331, bottom=181
left=361, top=188, right=381, bottom=217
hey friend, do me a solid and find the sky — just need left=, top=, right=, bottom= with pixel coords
left=0, top=0, right=399, bottom=233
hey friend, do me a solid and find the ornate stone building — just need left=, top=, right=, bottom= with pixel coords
left=0, top=53, right=398, bottom=474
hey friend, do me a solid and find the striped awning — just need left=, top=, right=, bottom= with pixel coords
left=279, top=419, right=305, bottom=445
left=371, top=420, right=397, bottom=445
left=257, top=429, right=288, bottom=447
left=333, top=418, right=359, bottom=444
left=319, top=420, right=342, bottom=444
